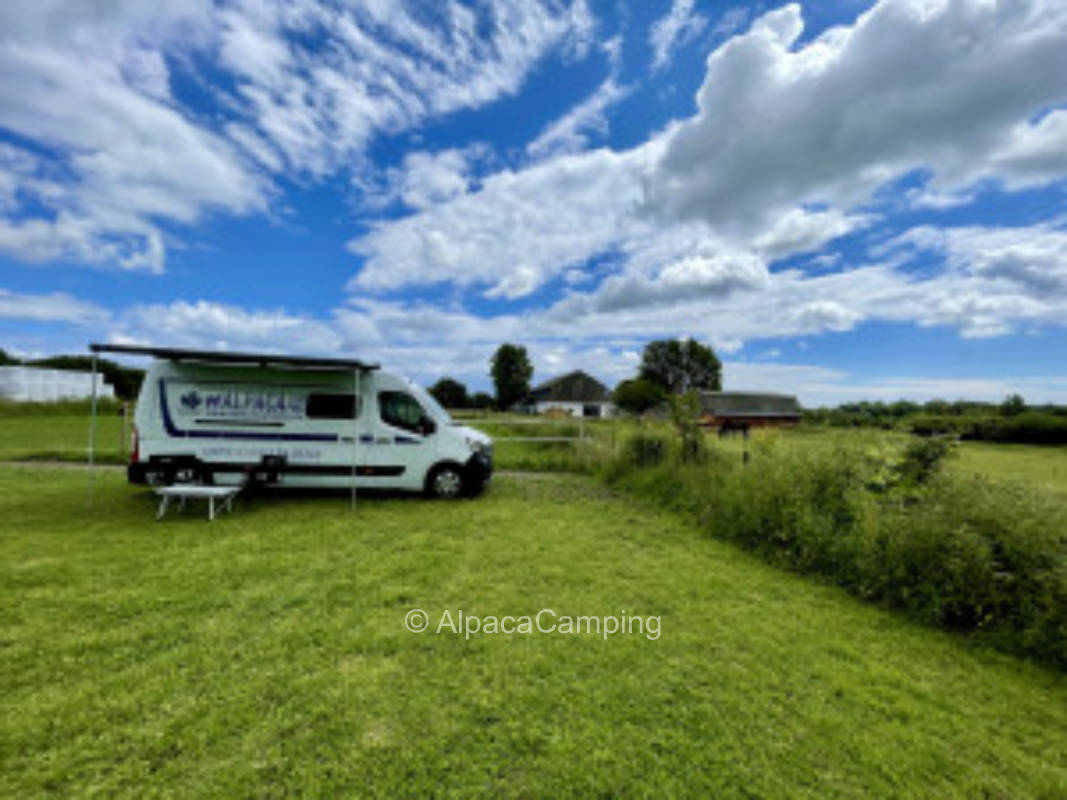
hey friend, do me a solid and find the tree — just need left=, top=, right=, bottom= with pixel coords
left=638, top=338, right=721, bottom=394
left=429, top=377, right=469, bottom=410
left=613, top=378, right=666, bottom=415
left=490, top=344, right=533, bottom=410
left=469, top=392, right=494, bottom=410
left=0, top=348, right=20, bottom=366
left=1000, top=393, right=1026, bottom=417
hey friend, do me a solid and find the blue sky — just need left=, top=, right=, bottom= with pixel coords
left=1, top=0, right=1066, bottom=405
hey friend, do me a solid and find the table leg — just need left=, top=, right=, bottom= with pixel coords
left=208, top=497, right=215, bottom=521
left=157, top=495, right=170, bottom=521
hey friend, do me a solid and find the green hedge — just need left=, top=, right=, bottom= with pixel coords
left=600, top=434, right=1067, bottom=668
left=910, top=412, right=1067, bottom=444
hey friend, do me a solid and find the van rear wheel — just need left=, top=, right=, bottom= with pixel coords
left=428, top=464, right=464, bottom=499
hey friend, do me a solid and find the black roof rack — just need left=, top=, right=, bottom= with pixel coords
left=89, top=343, right=379, bottom=372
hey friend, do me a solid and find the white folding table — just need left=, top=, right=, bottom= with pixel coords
left=154, top=485, right=240, bottom=521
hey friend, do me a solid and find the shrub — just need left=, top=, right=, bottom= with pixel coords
left=668, top=390, right=706, bottom=464
left=600, top=426, right=1067, bottom=667
left=621, top=430, right=669, bottom=467
left=896, top=436, right=955, bottom=486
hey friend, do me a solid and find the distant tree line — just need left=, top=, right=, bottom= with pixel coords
left=806, top=394, right=1067, bottom=445
left=427, top=377, right=493, bottom=411
left=0, top=349, right=145, bottom=400
left=427, top=338, right=723, bottom=414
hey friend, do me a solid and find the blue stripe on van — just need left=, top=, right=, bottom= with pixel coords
left=159, top=380, right=340, bottom=442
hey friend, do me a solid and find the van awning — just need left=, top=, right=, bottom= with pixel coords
left=89, top=343, right=379, bottom=372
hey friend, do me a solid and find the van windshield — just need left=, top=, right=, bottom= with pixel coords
left=411, top=384, right=452, bottom=423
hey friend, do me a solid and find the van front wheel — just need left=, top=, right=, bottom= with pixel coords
left=427, top=464, right=465, bottom=499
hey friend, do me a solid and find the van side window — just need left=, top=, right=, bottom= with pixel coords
left=306, top=393, right=360, bottom=419
left=379, top=391, right=425, bottom=433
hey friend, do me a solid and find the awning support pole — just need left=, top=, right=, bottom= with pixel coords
left=351, top=369, right=359, bottom=511
left=88, top=355, right=99, bottom=508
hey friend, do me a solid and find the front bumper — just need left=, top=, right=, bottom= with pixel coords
left=464, top=449, right=493, bottom=492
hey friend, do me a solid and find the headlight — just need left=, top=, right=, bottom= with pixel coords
left=466, top=437, right=487, bottom=454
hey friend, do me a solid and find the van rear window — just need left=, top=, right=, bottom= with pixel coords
left=306, top=393, right=360, bottom=419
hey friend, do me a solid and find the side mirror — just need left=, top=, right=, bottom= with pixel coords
left=420, top=417, right=436, bottom=436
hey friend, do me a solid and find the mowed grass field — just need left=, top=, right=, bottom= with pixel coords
left=2, top=466, right=1066, bottom=797
left=0, top=411, right=126, bottom=464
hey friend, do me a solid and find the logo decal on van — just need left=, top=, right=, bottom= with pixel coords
left=180, top=391, right=202, bottom=411
left=170, top=381, right=306, bottom=421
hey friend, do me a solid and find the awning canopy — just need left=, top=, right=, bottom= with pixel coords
left=89, top=343, right=379, bottom=372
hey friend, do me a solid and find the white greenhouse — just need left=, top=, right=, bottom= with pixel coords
left=0, top=366, right=114, bottom=402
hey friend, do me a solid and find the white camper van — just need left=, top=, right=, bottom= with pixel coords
left=91, top=344, right=492, bottom=498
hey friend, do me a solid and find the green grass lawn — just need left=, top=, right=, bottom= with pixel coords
left=1, top=467, right=1064, bottom=797
left=0, top=412, right=125, bottom=464
left=954, top=440, right=1067, bottom=498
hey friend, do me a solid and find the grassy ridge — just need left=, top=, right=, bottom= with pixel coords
left=1, top=467, right=1065, bottom=797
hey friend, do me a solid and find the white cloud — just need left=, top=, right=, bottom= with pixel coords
left=650, top=0, right=708, bottom=71
left=527, top=78, right=630, bottom=159
left=349, top=0, right=1067, bottom=322
left=0, top=4, right=265, bottom=271
left=0, top=0, right=596, bottom=271
left=22, top=275, right=1059, bottom=401
left=888, top=221, right=1067, bottom=296
left=647, top=0, right=1067, bottom=232
left=217, top=0, right=597, bottom=176
left=118, top=300, right=344, bottom=354
left=791, top=300, right=861, bottom=333
left=987, top=110, right=1067, bottom=190
left=348, top=147, right=649, bottom=297
left=753, top=208, right=866, bottom=260
left=711, top=8, right=750, bottom=40
left=89, top=289, right=1067, bottom=404
left=0, top=288, right=110, bottom=326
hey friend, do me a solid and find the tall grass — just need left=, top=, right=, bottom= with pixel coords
left=599, top=427, right=1067, bottom=667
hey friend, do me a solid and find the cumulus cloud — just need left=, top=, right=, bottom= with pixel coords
left=890, top=222, right=1067, bottom=296
left=357, top=146, right=494, bottom=212
left=647, top=0, right=1067, bottom=231
left=349, top=147, right=649, bottom=297
left=350, top=0, right=1067, bottom=320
